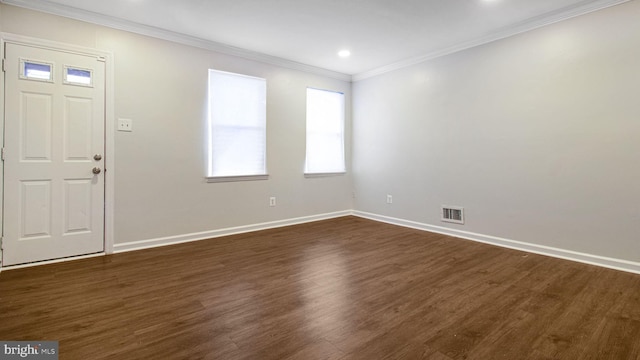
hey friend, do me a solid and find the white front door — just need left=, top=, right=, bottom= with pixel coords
left=2, top=42, right=105, bottom=266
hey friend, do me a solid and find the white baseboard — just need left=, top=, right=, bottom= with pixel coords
left=113, top=210, right=353, bottom=253
left=353, top=211, right=640, bottom=275
left=6, top=210, right=638, bottom=276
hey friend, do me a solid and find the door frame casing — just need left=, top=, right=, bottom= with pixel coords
left=0, top=33, right=115, bottom=267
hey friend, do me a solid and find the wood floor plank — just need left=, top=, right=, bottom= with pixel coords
left=1, top=216, right=639, bottom=359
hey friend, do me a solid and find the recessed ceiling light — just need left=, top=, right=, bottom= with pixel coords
left=338, top=50, right=351, bottom=58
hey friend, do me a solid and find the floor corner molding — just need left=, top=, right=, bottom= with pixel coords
left=113, top=210, right=353, bottom=254
left=352, top=210, right=640, bottom=275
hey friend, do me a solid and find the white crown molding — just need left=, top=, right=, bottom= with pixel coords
left=0, top=0, right=353, bottom=82
left=0, top=0, right=630, bottom=83
left=352, top=0, right=631, bottom=81
left=353, top=211, right=640, bottom=275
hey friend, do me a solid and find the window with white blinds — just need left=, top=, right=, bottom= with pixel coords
left=207, top=69, right=267, bottom=181
left=305, top=88, right=346, bottom=175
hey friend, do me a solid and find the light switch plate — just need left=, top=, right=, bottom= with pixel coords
left=118, top=118, right=133, bottom=132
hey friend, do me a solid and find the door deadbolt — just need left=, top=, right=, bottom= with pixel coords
left=94, top=154, right=102, bottom=161
left=92, top=167, right=102, bottom=175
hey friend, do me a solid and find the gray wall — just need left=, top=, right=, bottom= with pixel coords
left=0, top=4, right=354, bottom=246
left=352, top=1, right=640, bottom=262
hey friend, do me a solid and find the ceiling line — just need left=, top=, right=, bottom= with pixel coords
left=1, top=0, right=630, bottom=83
left=0, top=0, right=353, bottom=82
left=353, top=0, right=630, bottom=81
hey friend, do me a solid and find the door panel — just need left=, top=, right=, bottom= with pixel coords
left=64, top=179, right=92, bottom=234
left=20, top=180, right=52, bottom=239
left=21, top=92, right=53, bottom=161
left=3, top=42, right=105, bottom=266
left=65, top=97, right=93, bottom=161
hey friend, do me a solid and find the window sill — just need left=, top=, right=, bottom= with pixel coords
left=304, top=172, right=346, bottom=178
left=206, top=174, right=269, bottom=183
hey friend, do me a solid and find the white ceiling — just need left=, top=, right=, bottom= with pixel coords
left=1, top=0, right=629, bottom=79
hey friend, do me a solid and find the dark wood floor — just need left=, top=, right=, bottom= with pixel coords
left=1, top=216, right=639, bottom=359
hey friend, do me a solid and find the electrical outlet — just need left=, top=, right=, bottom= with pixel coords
left=387, top=194, right=393, bottom=204
left=269, top=197, right=276, bottom=207
left=118, top=118, right=133, bottom=132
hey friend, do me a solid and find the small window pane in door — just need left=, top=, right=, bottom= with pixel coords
left=20, top=60, right=53, bottom=82
left=64, top=66, right=93, bottom=87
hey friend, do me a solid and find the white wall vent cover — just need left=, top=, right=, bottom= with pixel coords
left=441, top=206, right=464, bottom=225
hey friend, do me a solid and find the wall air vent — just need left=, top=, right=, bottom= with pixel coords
left=441, top=205, right=464, bottom=224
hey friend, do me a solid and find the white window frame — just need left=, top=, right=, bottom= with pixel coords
left=63, top=65, right=94, bottom=87
left=19, top=58, right=54, bottom=83
left=206, top=69, right=268, bottom=182
left=304, top=87, right=346, bottom=176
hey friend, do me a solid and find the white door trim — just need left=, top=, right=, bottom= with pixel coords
left=0, top=33, right=115, bottom=267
